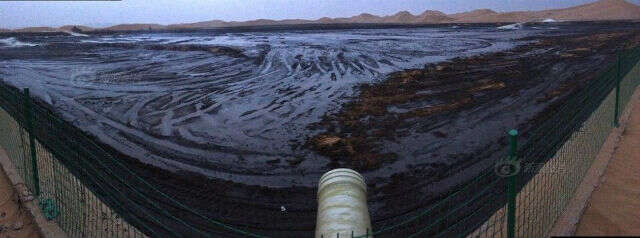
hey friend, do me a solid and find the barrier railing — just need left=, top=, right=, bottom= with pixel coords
left=0, top=46, right=638, bottom=237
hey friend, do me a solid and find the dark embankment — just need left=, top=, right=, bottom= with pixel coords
left=308, top=24, right=640, bottom=237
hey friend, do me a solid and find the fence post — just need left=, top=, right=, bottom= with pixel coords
left=507, top=129, right=518, bottom=238
left=614, top=51, right=621, bottom=127
left=23, top=88, right=40, bottom=196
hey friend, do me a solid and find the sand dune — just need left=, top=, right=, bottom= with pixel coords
left=538, top=0, right=640, bottom=21
left=12, top=27, right=62, bottom=33
left=417, top=10, right=455, bottom=23
left=167, top=20, right=230, bottom=29
left=4, top=0, right=640, bottom=32
left=384, top=11, right=416, bottom=23
left=457, top=0, right=640, bottom=22
left=161, top=0, right=640, bottom=27
left=101, top=24, right=167, bottom=31
left=449, top=9, right=497, bottom=20
left=341, top=13, right=383, bottom=23
left=230, top=19, right=314, bottom=27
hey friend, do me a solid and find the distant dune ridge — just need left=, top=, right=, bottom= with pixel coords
left=5, top=0, right=640, bottom=33
left=101, top=24, right=168, bottom=31
left=12, top=27, right=61, bottom=33
left=457, top=0, right=640, bottom=22
left=449, top=9, right=498, bottom=19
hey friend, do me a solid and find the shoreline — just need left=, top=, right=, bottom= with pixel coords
left=0, top=20, right=636, bottom=37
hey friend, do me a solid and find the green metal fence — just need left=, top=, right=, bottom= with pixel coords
left=0, top=89, right=146, bottom=237
left=0, top=46, right=639, bottom=238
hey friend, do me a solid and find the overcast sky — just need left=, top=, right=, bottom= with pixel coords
left=2, top=0, right=639, bottom=29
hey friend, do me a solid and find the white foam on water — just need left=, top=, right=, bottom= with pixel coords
left=0, top=37, right=38, bottom=48
left=63, top=31, right=89, bottom=37
left=498, top=23, right=524, bottom=30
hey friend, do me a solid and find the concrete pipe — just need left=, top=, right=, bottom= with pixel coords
left=315, top=168, right=372, bottom=238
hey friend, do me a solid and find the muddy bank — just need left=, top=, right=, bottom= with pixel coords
left=307, top=24, right=640, bottom=235
left=310, top=30, right=640, bottom=170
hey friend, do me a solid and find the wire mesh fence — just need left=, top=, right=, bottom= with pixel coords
left=0, top=46, right=638, bottom=238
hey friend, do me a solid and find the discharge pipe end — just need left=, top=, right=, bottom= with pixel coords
left=315, top=168, right=372, bottom=238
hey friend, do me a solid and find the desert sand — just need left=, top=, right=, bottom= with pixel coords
left=0, top=167, right=39, bottom=238
left=459, top=0, right=640, bottom=23
left=575, top=94, right=640, bottom=235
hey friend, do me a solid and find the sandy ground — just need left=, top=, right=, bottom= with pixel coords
left=0, top=167, right=39, bottom=238
left=575, top=93, right=640, bottom=235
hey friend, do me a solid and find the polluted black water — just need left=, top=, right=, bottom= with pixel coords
left=0, top=25, right=546, bottom=186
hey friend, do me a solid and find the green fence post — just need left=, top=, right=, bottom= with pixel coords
left=23, top=88, right=40, bottom=196
left=614, top=51, right=621, bottom=127
left=507, top=129, right=518, bottom=238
